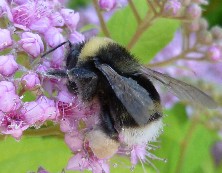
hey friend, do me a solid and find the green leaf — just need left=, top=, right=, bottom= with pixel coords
left=0, top=137, right=71, bottom=173
left=106, top=0, right=179, bottom=63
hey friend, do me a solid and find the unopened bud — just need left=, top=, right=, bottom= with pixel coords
left=199, top=18, right=208, bottom=30
left=211, top=26, right=222, bottom=40
left=197, top=30, right=212, bottom=44
left=207, top=45, right=221, bottom=61
left=185, top=3, right=202, bottom=19
left=98, top=0, right=116, bottom=11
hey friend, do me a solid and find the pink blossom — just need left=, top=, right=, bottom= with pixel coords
left=61, top=9, right=80, bottom=32
left=49, top=12, right=64, bottom=27
left=0, top=110, right=29, bottom=139
left=13, top=0, right=28, bottom=5
left=29, top=17, right=51, bottom=33
left=18, top=32, right=44, bottom=58
left=207, top=45, right=221, bottom=61
left=98, top=0, right=117, bottom=11
left=21, top=96, right=57, bottom=124
left=164, top=0, right=182, bottom=16
left=0, top=92, right=21, bottom=112
left=69, top=31, right=85, bottom=44
left=0, top=81, right=16, bottom=93
left=50, top=47, right=65, bottom=68
left=0, top=55, right=19, bottom=76
left=186, top=3, right=202, bottom=19
left=0, top=29, right=13, bottom=50
left=44, top=27, right=64, bottom=47
left=11, top=0, right=51, bottom=29
left=21, top=72, right=40, bottom=90
left=65, top=131, right=84, bottom=152
left=130, top=145, right=147, bottom=165
left=67, top=152, right=109, bottom=173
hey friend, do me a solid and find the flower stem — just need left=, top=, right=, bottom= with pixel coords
left=175, top=116, right=199, bottom=173
left=127, top=14, right=157, bottom=50
left=23, top=125, right=64, bottom=137
left=92, top=0, right=111, bottom=38
left=128, top=0, right=142, bottom=24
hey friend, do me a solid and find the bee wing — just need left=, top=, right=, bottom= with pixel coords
left=140, top=66, right=217, bottom=109
left=95, top=62, right=157, bottom=125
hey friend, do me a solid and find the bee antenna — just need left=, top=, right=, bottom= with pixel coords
left=41, top=40, right=71, bottom=58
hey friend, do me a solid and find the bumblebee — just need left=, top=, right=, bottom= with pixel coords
left=45, top=37, right=217, bottom=159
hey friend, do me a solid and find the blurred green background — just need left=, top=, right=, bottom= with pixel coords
left=0, top=0, right=221, bottom=173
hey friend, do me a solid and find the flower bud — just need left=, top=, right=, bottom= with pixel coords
left=207, top=45, right=221, bottom=61
left=185, top=3, right=202, bottom=19
left=50, top=12, right=64, bottom=27
left=199, top=18, right=208, bottom=30
left=181, top=0, right=191, bottom=6
left=21, top=72, right=40, bottom=90
left=61, top=9, right=80, bottom=32
left=0, top=81, right=16, bottom=93
left=184, top=20, right=200, bottom=32
left=29, top=17, right=51, bottom=34
left=211, top=26, right=222, bottom=40
left=163, top=0, right=182, bottom=16
left=69, top=31, right=85, bottom=44
left=0, top=92, right=21, bottom=112
left=18, top=32, right=44, bottom=58
left=44, top=27, right=64, bottom=47
left=98, top=0, right=117, bottom=11
left=0, top=55, right=19, bottom=76
left=197, top=30, right=212, bottom=44
left=0, top=29, right=13, bottom=51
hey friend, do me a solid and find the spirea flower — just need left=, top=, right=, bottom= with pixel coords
left=0, top=55, right=19, bottom=76
left=0, top=29, right=13, bottom=50
left=98, top=0, right=117, bottom=11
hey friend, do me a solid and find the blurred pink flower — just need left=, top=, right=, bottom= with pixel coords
left=98, top=0, right=117, bottom=11
left=44, top=27, right=64, bottom=47
left=164, top=0, right=182, bottom=16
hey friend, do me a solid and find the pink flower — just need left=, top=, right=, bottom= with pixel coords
left=130, top=145, right=146, bottom=165
left=0, top=55, right=19, bottom=76
left=18, top=32, right=44, bottom=58
left=67, top=152, right=110, bottom=173
left=65, top=131, right=84, bottom=152
left=69, top=31, right=85, bottom=44
left=0, top=110, right=29, bottom=139
left=0, top=92, right=21, bottom=113
left=164, top=0, right=182, bottom=16
left=44, top=27, right=64, bottom=47
left=21, top=72, right=41, bottom=90
left=0, top=29, right=13, bottom=51
left=49, top=12, right=65, bottom=27
left=13, top=0, right=28, bottom=5
left=207, top=45, right=221, bottom=61
left=11, top=0, right=51, bottom=29
left=21, top=96, right=57, bottom=124
left=0, top=81, right=16, bottom=93
left=29, top=17, right=51, bottom=33
left=186, top=3, right=202, bottom=19
left=50, top=47, right=65, bottom=68
left=61, top=9, right=80, bottom=32
left=98, top=0, right=117, bottom=11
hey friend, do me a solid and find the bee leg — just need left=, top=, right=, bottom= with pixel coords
left=67, top=67, right=98, bottom=101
